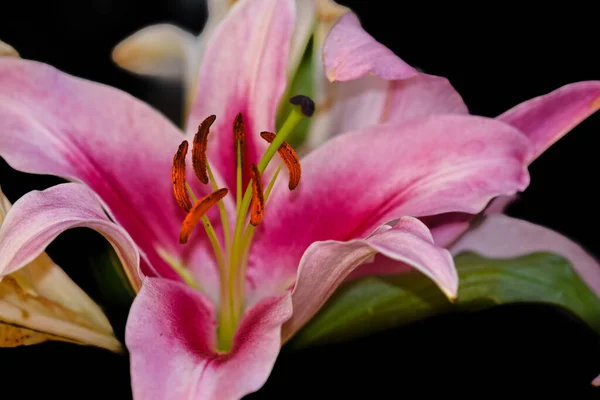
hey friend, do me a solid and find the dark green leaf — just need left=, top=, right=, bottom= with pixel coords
left=289, top=251, right=600, bottom=349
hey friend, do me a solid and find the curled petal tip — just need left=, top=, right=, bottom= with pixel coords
left=592, top=374, right=600, bottom=387
left=290, top=95, right=315, bottom=117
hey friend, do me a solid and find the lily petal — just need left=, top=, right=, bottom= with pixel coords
left=126, top=278, right=292, bottom=400
left=111, top=0, right=233, bottom=112
left=450, top=214, right=600, bottom=298
left=308, top=12, right=467, bottom=149
left=323, top=13, right=418, bottom=82
left=113, top=0, right=315, bottom=120
left=1, top=185, right=116, bottom=330
left=111, top=24, right=197, bottom=80
left=0, top=40, right=19, bottom=57
left=0, top=186, right=121, bottom=351
left=186, top=0, right=295, bottom=193
left=0, top=57, right=226, bottom=281
left=0, top=183, right=140, bottom=290
left=112, top=0, right=233, bottom=81
left=250, top=114, right=530, bottom=291
left=281, top=217, right=456, bottom=342
left=498, top=81, right=600, bottom=162
left=0, top=275, right=122, bottom=352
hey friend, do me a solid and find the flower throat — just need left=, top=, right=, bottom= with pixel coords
left=170, top=95, right=314, bottom=351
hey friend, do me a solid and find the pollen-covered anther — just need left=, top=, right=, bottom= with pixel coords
left=172, top=140, right=192, bottom=212
left=179, top=188, right=229, bottom=244
left=192, top=115, right=216, bottom=184
left=250, top=164, right=264, bottom=226
left=234, top=112, right=245, bottom=167
left=260, top=131, right=301, bottom=190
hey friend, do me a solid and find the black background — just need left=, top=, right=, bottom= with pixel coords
left=1, top=1, right=600, bottom=398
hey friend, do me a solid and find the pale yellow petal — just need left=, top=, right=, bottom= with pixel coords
left=112, top=23, right=196, bottom=79
left=0, top=40, right=19, bottom=58
left=0, top=323, right=52, bottom=347
left=315, top=0, right=348, bottom=22
left=10, top=252, right=115, bottom=333
left=0, top=187, right=10, bottom=223
left=0, top=277, right=122, bottom=352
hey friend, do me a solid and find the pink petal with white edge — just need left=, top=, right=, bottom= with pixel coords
left=249, top=114, right=531, bottom=291
left=0, top=183, right=141, bottom=289
left=126, top=278, right=292, bottom=400
left=0, top=58, right=228, bottom=282
left=498, top=81, right=600, bottom=162
left=281, top=217, right=456, bottom=342
left=348, top=212, right=475, bottom=280
left=186, top=0, right=295, bottom=193
left=450, top=214, right=600, bottom=298
left=308, top=12, right=467, bottom=149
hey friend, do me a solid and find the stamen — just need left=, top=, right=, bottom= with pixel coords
left=234, top=113, right=245, bottom=168
left=250, top=164, right=264, bottom=226
left=192, top=115, right=216, bottom=184
left=234, top=113, right=245, bottom=215
left=260, top=131, right=301, bottom=190
left=289, top=94, right=316, bottom=117
left=172, top=140, right=192, bottom=212
left=180, top=188, right=229, bottom=244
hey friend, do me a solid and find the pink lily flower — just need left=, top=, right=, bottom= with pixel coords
left=0, top=1, right=533, bottom=398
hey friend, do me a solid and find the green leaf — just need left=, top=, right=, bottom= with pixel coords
left=275, top=37, right=315, bottom=149
left=288, top=251, right=600, bottom=349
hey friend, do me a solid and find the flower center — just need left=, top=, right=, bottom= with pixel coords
left=169, top=96, right=313, bottom=352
